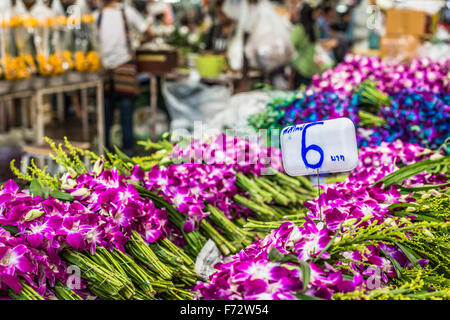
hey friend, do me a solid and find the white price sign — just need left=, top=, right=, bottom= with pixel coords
left=280, top=117, right=358, bottom=176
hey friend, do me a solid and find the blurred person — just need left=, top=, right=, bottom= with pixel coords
left=94, top=0, right=153, bottom=155
left=290, top=2, right=337, bottom=88
left=291, top=3, right=335, bottom=88
left=291, top=3, right=319, bottom=87
left=288, top=0, right=302, bottom=24
left=204, top=0, right=235, bottom=53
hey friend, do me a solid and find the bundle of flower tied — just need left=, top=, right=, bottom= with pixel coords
left=195, top=140, right=450, bottom=300
left=249, top=54, right=450, bottom=151
left=1, top=134, right=319, bottom=300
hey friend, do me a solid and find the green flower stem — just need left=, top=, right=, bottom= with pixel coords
left=160, top=238, right=194, bottom=266
left=236, top=173, right=272, bottom=202
left=233, top=195, right=278, bottom=221
left=54, top=280, right=83, bottom=300
left=260, top=177, right=298, bottom=203
left=9, top=282, right=45, bottom=300
left=254, top=177, right=290, bottom=206
left=268, top=169, right=301, bottom=187
left=199, top=219, right=237, bottom=255
left=206, top=204, right=250, bottom=244
left=126, top=231, right=173, bottom=280
left=86, top=249, right=135, bottom=299
left=150, top=243, right=184, bottom=266
left=294, top=176, right=317, bottom=193
left=134, top=289, right=158, bottom=300
left=62, top=249, right=128, bottom=298
left=107, top=248, right=157, bottom=297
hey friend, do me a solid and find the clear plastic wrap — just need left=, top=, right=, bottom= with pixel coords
left=13, top=0, right=37, bottom=78
left=51, top=0, right=74, bottom=73
left=30, top=0, right=57, bottom=76
left=70, top=0, right=101, bottom=73
left=0, top=0, right=30, bottom=81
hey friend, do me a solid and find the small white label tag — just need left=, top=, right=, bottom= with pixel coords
left=280, top=117, right=358, bottom=176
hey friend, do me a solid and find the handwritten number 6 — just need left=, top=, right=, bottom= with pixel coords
left=301, top=122, right=324, bottom=169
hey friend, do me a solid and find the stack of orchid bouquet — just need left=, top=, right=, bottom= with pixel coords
left=195, top=140, right=450, bottom=300
left=1, top=133, right=319, bottom=300
left=249, top=54, right=450, bottom=151
left=1, top=134, right=449, bottom=300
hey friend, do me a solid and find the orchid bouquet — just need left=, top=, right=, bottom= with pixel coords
left=2, top=134, right=448, bottom=300
left=1, top=157, right=198, bottom=300
left=195, top=141, right=450, bottom=300
left=249, top=54, right=450, bottom=151
left=1, top=133, right=319, bottom=300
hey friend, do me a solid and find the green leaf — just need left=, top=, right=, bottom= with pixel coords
left=388, top=202, right=419, bottom=210
left=398, top=183, right=450, bottom=192
left=50, top=190, right=74, bottom=202
left=375, top=157, right=448, bottom=189
left=394, top=241, right=420, bottom=269
left=341, top=274, right=355, bottom=281
left=392, top=211, right=442, bottom=223
left=381, top=250, right=403, bottom=279
left=299, top=259, right=311, bottom=292
left=41, top=183, right=50, bottom=198
left=293, top=294, right=323, bottom=300
left=1, top=225, right=19, bottom=235
left=30, top=179, right=44, bottom=198
left=268, top=248, right=285, bottom=263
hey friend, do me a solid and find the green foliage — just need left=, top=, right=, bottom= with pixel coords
left=333, top=268, right=450, bottom=300
left=10, top=158, right=59, bottom=188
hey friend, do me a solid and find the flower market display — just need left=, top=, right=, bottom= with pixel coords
left=196, top=141, right=450, bottom=300
left=0, top=135, right=318, bottom=300
left=0, top=131, right=449, bottom=300
left=249, top=54, right=450, bottom=151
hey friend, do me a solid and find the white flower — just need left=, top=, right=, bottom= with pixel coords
left=71, top=188, right=91, bottom=198
left=67, top=167, right=77, bottom=178
left=93, top=159, right=104, bottom=176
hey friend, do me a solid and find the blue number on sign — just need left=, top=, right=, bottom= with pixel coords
left=301, top=122, right=324, bottom=169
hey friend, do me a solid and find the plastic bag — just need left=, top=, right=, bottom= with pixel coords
left=244, top=0, right=294, bottom=73
left=227, top=28, right=243, bottom=70
left=70, top=0, right=101, bottom=73
left=162, top=80, right=231, bottom=132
